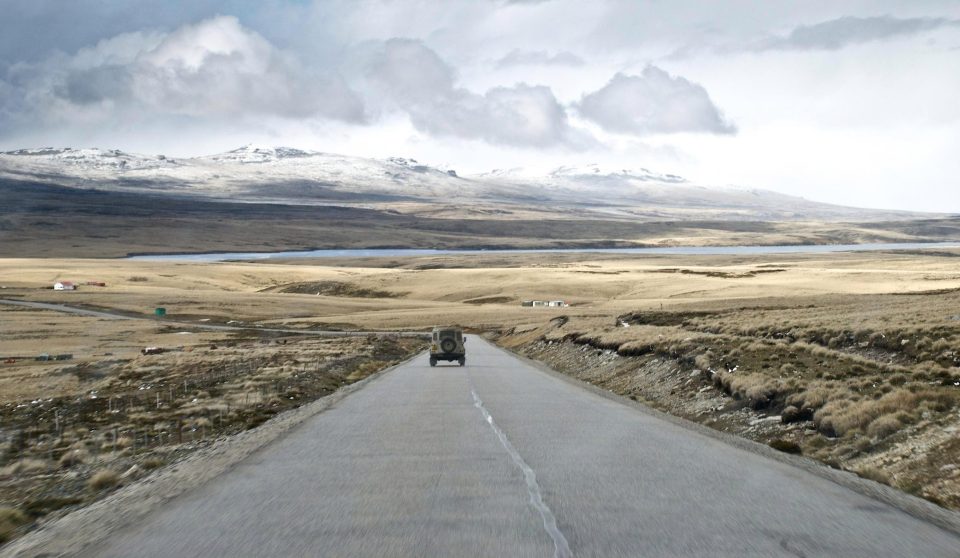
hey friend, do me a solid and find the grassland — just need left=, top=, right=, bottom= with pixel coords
left=1, top=247, right=959, bottom=541
left=3, top=180, right=960, bottom=258
left=0, top=299, right=423, bottom=544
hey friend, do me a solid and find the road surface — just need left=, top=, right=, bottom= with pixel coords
left=80, top=336, right=960, bottom=557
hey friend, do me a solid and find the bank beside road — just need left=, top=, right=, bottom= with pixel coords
left=8, top=336, right=957, bottom=557
left=0, top=300, right=426, bottom=549
left=494, top=294, right=960, bottom=514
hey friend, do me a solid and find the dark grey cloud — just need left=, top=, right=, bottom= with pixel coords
left=755, top=15, right=960, bottom=51
left=496, top=49, right=585, bottom=68
left=578, top=67, right=735, bottom=136
left=365, top=39, right=588, bottom=148
left=58, top=65, right=133, bottom=105
left=0, top=1, right=268, bottom=66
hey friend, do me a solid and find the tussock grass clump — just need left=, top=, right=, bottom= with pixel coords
left=812, top=388, right=944, bottom=437
left=1, top=458, right=48, bottom=476
left=88, top=469, right=120, bottom=491
left=617, top=340, right=656, bottom=356
left=141, top=457, right=165, bottom=470
left=694, top=353, right=713, bottom=370
left=0, top=506, right=28, bottom=544
left=786, top=386, right=833, bottom=412
left=867, top=414, right=904, bottom=439
left=713, top=371, right=789, bottom=410
left=58, top=448, right=89, bottom=468
left=21, top=496, right=83, bottom=518
left=886, top=374, right=908, bottom=386
left=780, top=405, right=805, bottom=423
left=856, top=466, right=892, bottom=486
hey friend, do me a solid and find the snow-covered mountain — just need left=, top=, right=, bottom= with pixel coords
left=0, top=145, right=927, bottom=220
left=201, top=145, right=320, bottom=164
left=0, top=144, right=483, bottom=201
left=1, top=147, right=181, bottom=171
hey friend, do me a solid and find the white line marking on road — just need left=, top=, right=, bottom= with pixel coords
left=470, top=382, right=573, bottom=558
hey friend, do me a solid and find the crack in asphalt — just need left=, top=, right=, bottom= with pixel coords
left=469, top=379, right=573, bottom=558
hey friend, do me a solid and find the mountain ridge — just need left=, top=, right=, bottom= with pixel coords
left=0, top=145, right=940, bottom=221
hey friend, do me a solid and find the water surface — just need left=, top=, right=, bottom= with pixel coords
left=128, top=241, right=960, bottom=262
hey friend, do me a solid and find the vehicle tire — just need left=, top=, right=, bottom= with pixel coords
left=459, top=358, right=465, bottom=366
left=440, top=338, right=457, bottom=353
left=429, top=357, right=437, bottom=367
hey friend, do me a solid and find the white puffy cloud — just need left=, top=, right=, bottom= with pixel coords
left=1, top=1, right=960, bottom=211
left=411, top=84, right=578, bottom=147
left=0, top=16, right=364, bottom=133
left=364, top=38, right=587, bottom=148
left=577, top=67, right=736, bottom=136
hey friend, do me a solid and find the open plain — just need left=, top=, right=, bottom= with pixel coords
left=2, top=247, right=960, bottom=546
left=5, top=2, right=960, bottom=554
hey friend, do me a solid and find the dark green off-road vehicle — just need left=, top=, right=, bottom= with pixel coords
left=430, top=326, right=465, bottom=366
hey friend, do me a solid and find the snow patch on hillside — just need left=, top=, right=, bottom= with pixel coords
left=1, top=147, right=179, bottom=171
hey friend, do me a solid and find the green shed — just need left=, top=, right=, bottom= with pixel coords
left=155, top=307, right=167, bottom=317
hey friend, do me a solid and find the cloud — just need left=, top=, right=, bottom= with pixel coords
left=754, top=15, right=960, bottom=51
left=0, top=15, right=365, bottom=134
left=496, top=49, right=584, bottom=68
left=365, top=38, right=587, bottom=148
left=411, top=84, right=578, bottom=147
left=578, top=67, right=735, bottom=136
left=362, top=38, right=456, bottom=107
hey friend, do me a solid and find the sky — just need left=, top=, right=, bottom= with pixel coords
left=0, top=0, right=958, bottom=212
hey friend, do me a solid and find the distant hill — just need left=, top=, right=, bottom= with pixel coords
left=0, top=145, right=934, bottom=222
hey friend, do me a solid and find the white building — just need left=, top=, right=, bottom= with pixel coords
left=53, top=281, right=77, bottom=291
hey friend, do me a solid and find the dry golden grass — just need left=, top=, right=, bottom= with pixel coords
left=867, top=414, right=905, bottom=439
left=0, top=459, right=48, bottom=477
left=855, top=466, right=893, bottom=486
left=1, top=248, right=959, bottom=513
left=57, top=449, right=89, bottom=468
left=0, top=307, right=424, bottom=546
left=87, top=470, right=120, bottom=491
left=713, top=371, right=790, bottom=410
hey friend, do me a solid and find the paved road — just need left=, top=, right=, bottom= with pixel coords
left=81, top=337, right=960, bottom=557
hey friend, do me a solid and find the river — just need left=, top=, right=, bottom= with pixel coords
left=127, top=241, right=960, bottom=262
